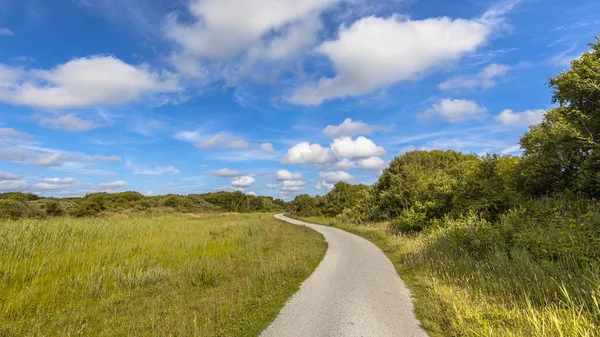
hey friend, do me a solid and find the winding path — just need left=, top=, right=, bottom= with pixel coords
left=261, top=214, right=427, bottom=337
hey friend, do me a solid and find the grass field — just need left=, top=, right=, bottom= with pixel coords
left=0, top=213, right=326, bottom=336
left=290, top=215, right=600, bottom=337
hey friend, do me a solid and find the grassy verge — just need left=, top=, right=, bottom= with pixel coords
left=0, top=213, right=326, bottom=336
left=288, top=215, right=600, bottom=337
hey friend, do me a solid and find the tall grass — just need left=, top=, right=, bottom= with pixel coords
left=290, top=215, right=600, bottom=337
left=0, top=213, right=326, bottom=336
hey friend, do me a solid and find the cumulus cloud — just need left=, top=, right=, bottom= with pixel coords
left=330, top=158, right=355, bottom=170
left=319, top=171, right=355, bottom=182
left=323, top=118, right=384, bottom=138
left=358, top=156, right=387, bottom=171
left=281, top=142, right=337, bottom=164
left=260, top=142, right=275, bottom=153
left=246, top=191, right=257, bottom=196
left=209, top=168, right=245, bottom=177
left=93, top=155, right=122, bottom=162
left=315, top=181, right=334, bottom=191
left=281, top=180, right=307, bottom=191
left=420, top=98, right=487, bottom=123
left=330, top=136, right=386, bottom=158
left=246, top=14, right=323, bottom=62
left=231, top=175, right=255, bottom=187
left=164, top=0, right=339, bottom=61
left=276, top=170, right=302, bottom=181
left=495, top=109, right=545, bottom=125
left=0, top=56, right=181, bottom=110
left=34, top=177, right=78, bottom=190
left=0, top=171, right=20, bottom=180
left=36, top=113, right=103, bottom=132
left=266, top=183, right=278, bottom=189
left=439, top=63, right=510, bottom=91
left=289, top=14, right=494, bottom=105
left=0, top=180, right=27, bottom=191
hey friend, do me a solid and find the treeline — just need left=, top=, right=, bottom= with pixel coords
left=0, top=191, right=285, bottom=219
left=288, top=38, right=600, bottom=265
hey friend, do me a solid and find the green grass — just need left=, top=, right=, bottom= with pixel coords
left=0, top=213, right=326, bottom=336
left=289, top=215, right=600, bottom=337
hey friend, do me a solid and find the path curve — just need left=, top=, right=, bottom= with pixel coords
left=261, top=214, right=427, bottom=337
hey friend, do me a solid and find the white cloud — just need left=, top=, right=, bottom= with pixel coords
left=247, top=14, right=323, bottom=62
left=319, top=171, right=355, bottom=182
left=323, top=118, right=384, bottom=138
left=93, top=155, right=122, bottom=162
left=0, top=56, right=180, bottom=110
left=501, top=145, right=521, bottom=155
left=329, top=158, right=355, bottom=170
left=358, top=156, right=386, bottom=171
left=266, top=183, right=278, bottom=189
left=0, top=127, right=31, bottom=139
left=202, top=134, right=249, bottom=149
left=0, top=180, right=27, bottom=191
left=289, top=14, right=494, bottom=105
left=276, top=170, right=302, bottom=181
left=174, top=131, right=249, bottom=149
left=281, top=142, right=337, bottom=164
left=282, top=180, right=306, bottom=188
left=439, top=63, right=510, bottom=91
left=0, top=171, right=20, bottom=180
left=34, top=177, right=78, bottom=190
left=210, top=168, right=245, bottom=177
left=260, top=142, right=275, bottom=153
left=330, top=136, right=386, bottom=158
left=315, top=181, right=334, bottom=191
left=420, top=98, right=487, bottom=123
left=495, top=109, right=545, bottom=125
left=0, top=28, right=13, bottom=37
left=97, top=180, right=128, bottom=190
left=36, top=113, right=103, bottom=132
left=246, top=191, right=257, bottom=196
left=35, top=153, right=84, bottom=167
left=231, top=175, right=255, bottom=187
left=164, top=0, right=339, bottom=60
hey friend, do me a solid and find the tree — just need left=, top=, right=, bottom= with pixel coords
left=374, top=150, right=478, bottom=221
left=324, top=182, right=370, bottom=217
left=519, top=37, right=600, bottom=198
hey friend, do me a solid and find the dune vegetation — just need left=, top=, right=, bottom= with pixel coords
left=0, top=213, right=326, bottom=336
left=286, top=39, right=600, bottom=336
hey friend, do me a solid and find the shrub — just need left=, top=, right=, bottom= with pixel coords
left=44, top=200, right=64, bottom=217
left=160, top=195, right=195, bottom=212
left=70, top=199, right=105, bottom=217
left=0, top=199, right=28, bottom=219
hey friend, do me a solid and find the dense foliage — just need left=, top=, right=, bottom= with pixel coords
left=288, top=38, right=600, bottom=264
left=286, top=39, right=600, bottom=335
left=0, top=190, right=284, bottom=219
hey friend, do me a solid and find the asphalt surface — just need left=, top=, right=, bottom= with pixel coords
left=261, top=214, right=427, bottom=337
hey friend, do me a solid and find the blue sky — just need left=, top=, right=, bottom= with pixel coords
left=0, top=0, right=598, bottom=199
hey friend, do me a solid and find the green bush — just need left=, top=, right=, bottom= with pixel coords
left=0, top=199, right=44, bottom=219
left=44, top=200, right=64, bottom=217
left=70, top=199, right=105, bottom=217
left=160, top=195, right=195, bottom=212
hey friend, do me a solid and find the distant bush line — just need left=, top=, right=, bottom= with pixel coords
left=0, top=191, right=285, bottom=220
